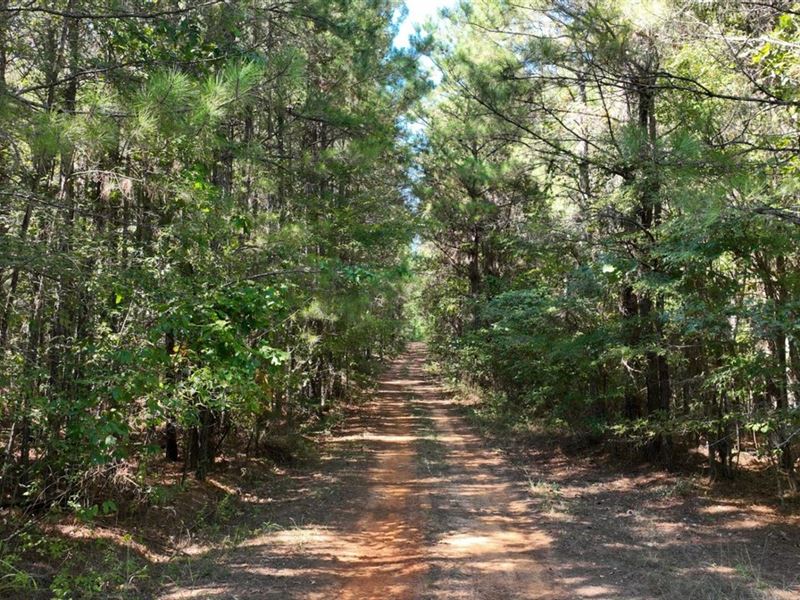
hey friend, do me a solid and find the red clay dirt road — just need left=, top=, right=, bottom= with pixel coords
left=162, top=343, right=558, bottom=599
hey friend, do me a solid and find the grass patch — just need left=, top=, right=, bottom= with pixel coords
left=525, top=477, right=564, bottom=513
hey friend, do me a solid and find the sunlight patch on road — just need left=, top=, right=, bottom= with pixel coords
left=335, top=433, right=422, bottom=443
left=161, top=587, right=230, bottom=599
left=442, top=533, right=493, bottom=549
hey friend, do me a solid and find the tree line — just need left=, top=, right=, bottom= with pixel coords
left=0, top=0, right=421, bottom=508
left=416, top=0, right=800, bottom=490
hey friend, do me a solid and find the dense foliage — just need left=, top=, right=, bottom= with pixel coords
left=415, top=0, right=800, bottom=487
left=3, top=0, right=800, bottom=518
left=0, top=0, right=421, bottom=506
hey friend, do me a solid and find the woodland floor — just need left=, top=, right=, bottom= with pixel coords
left=7, top=344, right=800, bottom=599
left=159, top=343, right=800, bottom=600
left=160, top=342, right=555, bottom=599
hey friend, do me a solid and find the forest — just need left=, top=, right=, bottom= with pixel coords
left=416, top=0, right=800, bottom=487
left=0, top=0, right=799, bottom=598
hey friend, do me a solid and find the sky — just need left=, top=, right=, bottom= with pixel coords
left=393, top=0, right=455, bottom=49
left=394, top=1, right=454, bottom=251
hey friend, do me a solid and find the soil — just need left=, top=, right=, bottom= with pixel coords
left=489, top=425, right=800, bottom=600
left=159, top=344, right=800, bottom=599
left=160, top=343, right=558, bottom=599
left=16, top=344, right=797, bottom=599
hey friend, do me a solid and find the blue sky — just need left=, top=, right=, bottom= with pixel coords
left=393, top=0, right=454, bottom=49
left=394, top=1, right=455, bottom=244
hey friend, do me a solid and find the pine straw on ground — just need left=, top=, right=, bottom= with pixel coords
left=460, top=399, right=800, bottom=600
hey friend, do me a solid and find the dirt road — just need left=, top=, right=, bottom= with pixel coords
left=163, top=344, right=557, bottom=599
